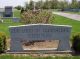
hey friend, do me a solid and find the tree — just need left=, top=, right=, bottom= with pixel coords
left=20, top=8, right=25, bottom=14
left=25, top=2, right=29, bottom=10
left=71, top=0, right=78, bottom=9
left=42, top=0, right=52, bottom=9
left=59, top=1, right=69, bottom=9
left=29, top=0, right=34, bottom=10
left=15, top=5, right=22, bottom=10
left=36, top=0, right=43, bottom=9
left=77, top=1, right=80, bottom=8
left=24, top=0, right=72, bottom=10
left=51, top=0, right=58, bottom=9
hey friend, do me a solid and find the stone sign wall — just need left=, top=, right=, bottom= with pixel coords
left=9, top=24, right=72, bottom=52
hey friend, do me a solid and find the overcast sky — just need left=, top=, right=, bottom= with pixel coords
left=0, top=0, right=76, bottom=8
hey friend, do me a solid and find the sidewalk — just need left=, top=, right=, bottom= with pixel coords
left=53, top=12, right=80, bottom=21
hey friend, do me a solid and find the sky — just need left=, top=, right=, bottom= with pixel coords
left=0, top=0, right=77, bottom=8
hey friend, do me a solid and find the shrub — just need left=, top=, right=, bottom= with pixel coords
left=21, top=10, right=54, bottom=24
left=0, top=32, right=6, bottom=53
left=72, top=33, right=80, bottom=53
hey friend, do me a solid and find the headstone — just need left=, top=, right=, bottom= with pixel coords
left=12, top=17, right=20, bottom=22
left=3, top=6, right=13, bottom=17
left=9, top=24, right=72, bottom=52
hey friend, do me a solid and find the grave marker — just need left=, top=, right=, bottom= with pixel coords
left=9, top=24, right=72, bottom=52
left=3, top=6, right=13, bottom=17
left=12, top=17, right=20, bottom=22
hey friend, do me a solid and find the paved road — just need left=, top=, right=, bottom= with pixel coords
left=53, top=12, right=80, bottom=21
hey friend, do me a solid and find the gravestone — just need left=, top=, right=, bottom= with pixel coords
left=3, top=6, right=13, bottom=17
left=9, top=24, right=72, bottom=52
left=12, top=17, right=20, bottom=22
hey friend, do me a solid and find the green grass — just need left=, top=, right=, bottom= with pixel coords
left=0, top=55, right=80, bottom=59
left=0, top=22, right=23, bottom=37
left=3, top=19, right=13, bottom=23
left=51, top=14, right=80, bottom=36
left=13, top=9, right=21, bottom=17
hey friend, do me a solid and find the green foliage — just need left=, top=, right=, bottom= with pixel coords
left=51, top=0, right=58, bottom=9
left=72, top=33, right=80, bottom=52
left=36, top=0, right=43, bottom=9
left=70, top=0, right=79, bottom=9
left=29, top=0, right=34, bottom=10
left=57, top=1, right=69, bottom=9
left=20, top=8, right=25, bottom=14
left=25, top=0, right=59, bottom=9
left=15, top=6, right=22, bottom=10
left=42, top=0, right=51, bottom=9
left=25, top=0, right=80, bottom=10
left=21, top=10, right=54, bottom=24
left=0, top=32, right=6, bottom=53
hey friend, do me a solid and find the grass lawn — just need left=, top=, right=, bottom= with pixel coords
left=0, top=9, right=22, bottom=37
left=0, top=55, right=80, bottom=59
left=51, top=14, right=80, bottom=37
left=13, top=9, right=21, bottom=17
left=0, top=22, right=23, bottom=37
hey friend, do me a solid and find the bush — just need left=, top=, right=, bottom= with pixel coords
left=0, top=32, right=6, bottom=53
left=72, top=33, right=80, bottom=53
left=21, top=10, right=54, bottom=24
